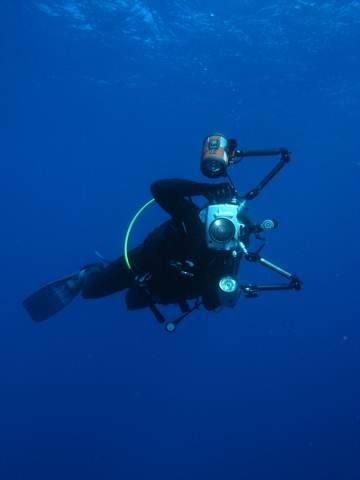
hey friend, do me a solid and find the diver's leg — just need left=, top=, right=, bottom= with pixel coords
left=81, top=246, right=143, bottom=299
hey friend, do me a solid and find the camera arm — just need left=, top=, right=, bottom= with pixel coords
left=227, top=145, right=291, bottom=201
left=239, top=247, right=302, bottom=298
left=240, top=281, right=301, bottom=298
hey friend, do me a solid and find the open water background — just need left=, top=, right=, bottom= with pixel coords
left=1, top=1, right=360, bottom=478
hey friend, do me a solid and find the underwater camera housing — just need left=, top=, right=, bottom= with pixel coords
left=199, top=199, right=247, bottom=308
left=199, top=200, right=248, bottom=252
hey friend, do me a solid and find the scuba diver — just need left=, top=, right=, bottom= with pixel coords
left=23, top=134, right=302, bottom=332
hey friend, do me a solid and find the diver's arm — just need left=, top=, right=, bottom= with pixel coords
left=150, top=179, right=212, bottom=218
left=150, top=178, right=233, bottom=218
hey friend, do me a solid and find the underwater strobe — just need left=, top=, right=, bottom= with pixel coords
left=218, top=276, right=240, bottom=307
left=200, top=133, right=229, bottom=178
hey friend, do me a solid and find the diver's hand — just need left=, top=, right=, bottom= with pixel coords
left=204, top=182, right=235, bottom=203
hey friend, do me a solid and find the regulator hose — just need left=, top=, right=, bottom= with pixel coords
left=124, top=198, right=155, bottom=270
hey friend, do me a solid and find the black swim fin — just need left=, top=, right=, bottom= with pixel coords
left=22, top=273, right=82, bottom=322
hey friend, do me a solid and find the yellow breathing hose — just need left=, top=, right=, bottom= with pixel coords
left=124, top=198, right=155, bottom=270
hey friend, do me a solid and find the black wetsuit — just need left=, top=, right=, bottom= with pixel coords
left=81, top=179, right=242, bottom=311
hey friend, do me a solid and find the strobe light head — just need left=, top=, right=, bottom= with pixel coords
left=200, top=133, right=229, bottom=178
left=219, top=276, right=238, bottom=293
left=218, top=276, right=240, bottom=307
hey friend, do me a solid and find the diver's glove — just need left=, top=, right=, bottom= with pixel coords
left=204, top=182, right=235, bottom=203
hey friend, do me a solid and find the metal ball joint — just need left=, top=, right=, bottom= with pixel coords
left=261, top=219, right=278, bottom=231
left=165, top=322, right=176, bottom=333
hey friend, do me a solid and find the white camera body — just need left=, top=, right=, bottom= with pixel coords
left=199, top=201, right=248, bottom=251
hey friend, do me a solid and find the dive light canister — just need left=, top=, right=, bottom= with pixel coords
left=201, top=133, right=228, bottom=178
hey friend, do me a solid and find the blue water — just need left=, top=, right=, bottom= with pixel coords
left=2, top=1, right=360, bottom=478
